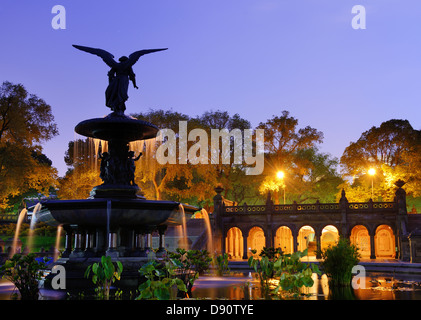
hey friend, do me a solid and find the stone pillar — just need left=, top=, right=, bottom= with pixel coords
left=370, top=233, right=376, bottom=259
left=293, top=233, right=298, bottom=253
left=133, top=231, right=147, bottom=257
left=70, top=228, right=85, bottom=258
left=339, top=189, right=348, bottom=225
left=408, top=229, right=421, bottom=263
left=84, top=230, right=95, bottom=257
left=315, top=231, right=322, bottom=259
left=106, top=231, right=119, bottom=258
left=145, top=233, right=152, bottom=251
left=213, top=186, right=225, bottom=255
left=395, top=180, right=409, bottom=261
left=156, top=226, right=167, bottom=257
left=242, top=234, right=248, bottom=259
left=62, top=227, right=73, bottom=258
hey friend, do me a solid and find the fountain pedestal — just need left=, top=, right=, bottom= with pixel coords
left=36, top=113, right=199, bottom=290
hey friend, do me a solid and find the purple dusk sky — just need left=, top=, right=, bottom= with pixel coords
left=1, top=1, right=421, bottom=177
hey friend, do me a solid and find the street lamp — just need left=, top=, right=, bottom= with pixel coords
left=276, top=171, right=286, bottom=204
left=368, top=168, right=375, bottom=199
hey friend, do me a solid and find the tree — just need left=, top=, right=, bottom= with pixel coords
left=132, top=109, right=218, bottom=204
left=0, top=82, right=58, bottom=210
left=340, top=119, right=421, bottom=201
left=57, top=138, right=101, bottom=199
left=194, top=110, right=256, bottom=203
left=257, top=111, right=332, bottom=203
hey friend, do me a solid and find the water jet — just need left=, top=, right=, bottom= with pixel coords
left=30, top=45, right=200, bottom=289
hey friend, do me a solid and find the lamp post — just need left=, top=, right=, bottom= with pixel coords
left=368, top=168, right=375, bottom=199
left=276, top=171, right=286, bottom=204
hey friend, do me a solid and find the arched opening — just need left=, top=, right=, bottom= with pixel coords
left=375, top=225, right=395, bottom=259
left=225, top=227, right=244, bottom=260
left=274, top=226, right=293, bottom=254
left=350, top=225, right=371, bottom=258
left=321, top=225, right=339, bottom=251
left=247, top=226, right=266, bottom=258
left=298, top=226, right=316, bottom=256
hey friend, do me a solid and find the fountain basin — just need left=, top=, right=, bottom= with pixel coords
left=74, top=113, right=159, bottom=141
left=36, top=198, right=198, bottom=228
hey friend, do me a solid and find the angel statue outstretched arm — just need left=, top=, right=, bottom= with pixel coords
left=72, top=44, right=167, bottom=114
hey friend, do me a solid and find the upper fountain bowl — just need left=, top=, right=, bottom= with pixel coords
left=75, top=112, right=159, bottom=141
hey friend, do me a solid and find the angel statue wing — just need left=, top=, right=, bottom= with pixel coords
left=72, top=45, right=118, bottom=68
left=125, top=48, right=168, bottom=67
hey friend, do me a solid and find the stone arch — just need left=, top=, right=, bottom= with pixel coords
left=321, top=225, right=339, bottom=251
left=274, top=226, right=293, bottom=254
left=298, top=225, right=316, bottom=256
left=375, top=224, right=396, bottom=258
left=225, top=227, right=244, bottom=260
left=247, top=226, right=266, bottom=258
left=350, top=225, right=371, bottom=258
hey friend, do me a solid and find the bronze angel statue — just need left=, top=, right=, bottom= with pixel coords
left=73, top=45, right=167, bottom=114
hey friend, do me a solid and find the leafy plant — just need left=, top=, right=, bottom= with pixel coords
left=84, top=255, right=123, bottom=300
left=273, top=249, right=320, bottom=298
left=0, top=253, right=47, bottom=300
left=167, top=248, right=212, bottom=296
left=213, top=253, right=230, bottom=276
left=248, top=248, right=320, bottom=299
left=136, top=259, right=187, bottom=300
left=316, top=237, right=360, bottom=287
left=248, top=249, right=276, bottom=298
left=259, top=247, right=283, bottom=260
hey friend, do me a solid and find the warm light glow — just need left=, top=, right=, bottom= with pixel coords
left=368, top=168, right=376, bottom=176
left=276, top=171, right=285, bottom=179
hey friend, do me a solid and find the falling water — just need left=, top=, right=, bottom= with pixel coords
left=142, top=137, right=157, bottom=174
left=27, top=202, right=42, bottom=254
left=54, top=225, right=63, bottom=261
left=201, top=208, right=213, bottom=254
left=129, top=140, right=144, bottom=155
left=10, top=208, right=27, bottom=257
left=178, top=204, right=189, bottom=250
left=106, top=200, right=111, bottom=243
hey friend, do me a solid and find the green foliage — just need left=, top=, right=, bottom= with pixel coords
left=316, top=238, right=360, bottom=287
left=340, top=119, right=421, bottom=200
left=0, top=253, right=46, bottom=300
left=248, top=248, right=320, bottom=299
left=248, top=250, right=276, bottom=298
left=259, top=247, right=283, bottom=260
left=84, top=255, right=123, bottom=300
left=213, top=253, right=230, bottom=276
left=273, top=249, right=320, bottom=298
left=168, top=248, right=212, bottom=296
left=0, top=81, right=58, bottom=210
left=136, top=259, right=187, bottom=300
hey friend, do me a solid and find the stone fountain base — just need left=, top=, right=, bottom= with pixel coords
left=43, top=256, right=155, bottom=291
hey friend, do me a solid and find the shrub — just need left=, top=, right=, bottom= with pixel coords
left=213, top=253, right=230, bottom=276
left=0, top=253, right=46, bottom=300
left=316, top=237, right=360, bottom=287
left=84, top=255, right=123, bottom=300
left=167, top=248, right=212, bottom=296
left=136, top=259, right=186, bottom=300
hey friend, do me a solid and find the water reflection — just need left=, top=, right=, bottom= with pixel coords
left=1, top=272, right=421, bottom=300
left=191, top=272, right=421, bottom=300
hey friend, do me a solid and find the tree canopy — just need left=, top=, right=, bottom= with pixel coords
left=256, top=110, right=340, bottom=203
left=340, top=119, right=421, bottom=201
left=0, top=81, right=58, bottom=210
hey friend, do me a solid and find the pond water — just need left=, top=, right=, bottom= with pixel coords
left=190, top=272, right=421, bottom=300
left=1, top=272, right=421, bottom=300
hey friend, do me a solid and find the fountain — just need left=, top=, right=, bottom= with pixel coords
left=31, top=44, right=200, bottom=289
left=10, top=208, right=27, bottom=257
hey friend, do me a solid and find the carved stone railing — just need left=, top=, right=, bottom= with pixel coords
left=223, top=201, right=396, bottom=215
left=0, top=214, right=18, bottom=223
